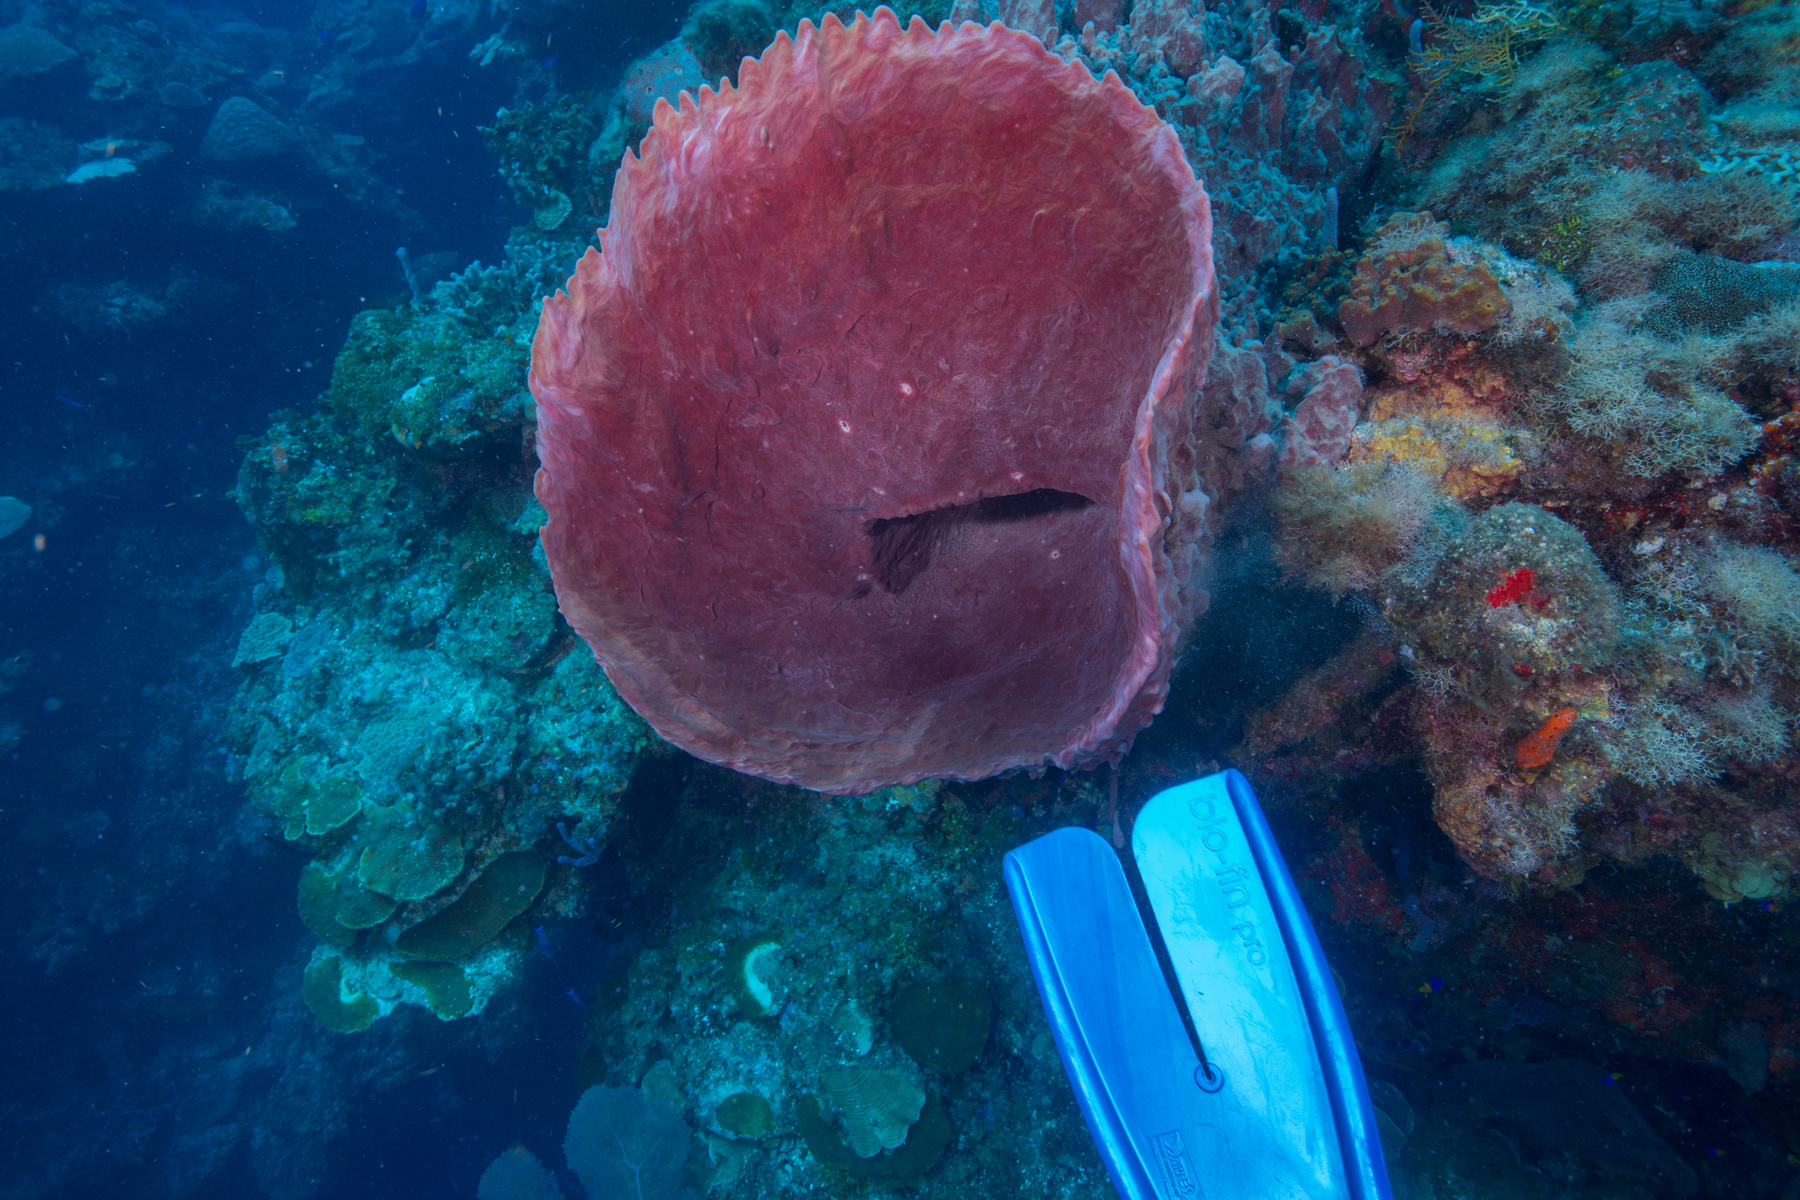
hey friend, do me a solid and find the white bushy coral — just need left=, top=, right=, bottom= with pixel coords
left=1542, top=298, right=1758, bottom=477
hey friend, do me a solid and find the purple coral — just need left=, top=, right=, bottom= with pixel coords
left=555, top=821, right=600, bottom=867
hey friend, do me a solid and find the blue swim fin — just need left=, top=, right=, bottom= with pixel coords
left=1004, top=769, right=1392, bottom=1200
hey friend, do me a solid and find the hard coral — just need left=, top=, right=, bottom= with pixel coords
left=1378, top=503, right=1623, bottom=876
left=1338, top=212, right=1509, bottom=346
left=0, top=22, right=76, bottom=82
left=533, top=8, right=1218, bottom=793
left=229, top=231, right=650, bottom=1031
left=1642, top=253, right=1800, bottom=338
left=1343, top=324, right=1535, bottom=503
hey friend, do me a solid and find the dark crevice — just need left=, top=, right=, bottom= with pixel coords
left=859, top=488, right=1094, bottom=596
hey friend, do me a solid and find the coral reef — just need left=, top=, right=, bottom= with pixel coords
left=565, top=771, right=1121, bottom=1196
left=1238, top=0, right=1799, bottom=914
left=481, top=96, right=609, bottom=232
left=226, top=227, right=655, bottom=1028
left=167, top=0, right=1800, bottom=1187
left=1337, top=212, right=1508, bottom=346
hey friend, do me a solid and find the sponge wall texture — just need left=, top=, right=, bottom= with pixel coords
left=532, top=7, right=1217, bottom=793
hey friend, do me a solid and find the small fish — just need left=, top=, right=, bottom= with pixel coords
left=317, top=28, right=330, bottom=43
left=1515, top=707, right=1579, bottom=770
left=1416, top=976, right=1443, bottom=995
left=532, top=923, right=555, bottom=961
left=55, top=394, right=87, bottom=409
left=564, top=985, right=589, bottom=1010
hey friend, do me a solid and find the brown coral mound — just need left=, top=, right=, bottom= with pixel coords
left=531, top=9, right=1217, bottom=793
left=1338, top=212, right=1507, bottom=347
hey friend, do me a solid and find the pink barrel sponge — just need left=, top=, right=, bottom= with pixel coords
left=532, top=7, right=1217, bottom=793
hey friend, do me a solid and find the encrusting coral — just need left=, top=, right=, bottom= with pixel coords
left=1338, top=212, right=1509, bottom=347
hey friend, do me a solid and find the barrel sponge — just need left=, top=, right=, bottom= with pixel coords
left=531, top=7, right=1217, bottom=794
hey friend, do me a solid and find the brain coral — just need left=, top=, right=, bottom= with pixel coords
left=532, top=8, right=1217, bottom=793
